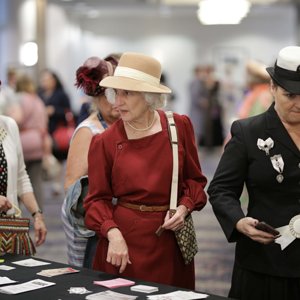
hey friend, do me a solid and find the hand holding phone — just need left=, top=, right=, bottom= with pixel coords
left=255, top=221, right=280, bottom=236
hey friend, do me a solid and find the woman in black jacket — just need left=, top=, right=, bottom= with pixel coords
left=208, top=46, right=300, bottom=300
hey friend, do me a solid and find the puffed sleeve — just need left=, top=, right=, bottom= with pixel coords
left=84, top=134, right=118, bottom=238
left=207, top=120, right=248, bottom=242
left=176, top=114, right=207, bottom=212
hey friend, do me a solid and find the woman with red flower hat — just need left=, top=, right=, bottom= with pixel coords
left=61, top=54, right=120, bottom=268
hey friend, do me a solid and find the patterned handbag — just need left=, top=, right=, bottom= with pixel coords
left=0, top=205, right=36, bottom=256
left=174, top=214, right=198, bottom=265
left=165, top=111, right=198, bottom=265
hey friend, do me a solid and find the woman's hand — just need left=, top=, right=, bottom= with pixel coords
left=236, top=217, right=276, bottom=244
left=162, top=205, right=189, bottom=232
left=46, top=105, right=55, bottom=116
left=33, top=214, right=47, bottom=246
left=0, top=196, right=12, bottom=212
left=107, top=228, right=131, bottom=273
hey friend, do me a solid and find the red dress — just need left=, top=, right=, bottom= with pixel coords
left=84, top=110, right=207, bottom=289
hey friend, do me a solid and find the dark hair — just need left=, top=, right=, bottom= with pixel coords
left=271, top=79, right=279, bottom=89
left=75, top=55, right=119, bottom=97
left=42, top=69, right=64, bottom=90
left=104, top=53, right=122, bottom=66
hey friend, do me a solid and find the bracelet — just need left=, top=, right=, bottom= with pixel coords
left=32, top=209, right=43, bottom=217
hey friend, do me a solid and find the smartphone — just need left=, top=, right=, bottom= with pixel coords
left=255, top=221, right=280, bottom=236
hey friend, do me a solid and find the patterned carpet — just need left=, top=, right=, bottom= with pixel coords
left=26, top=147, right=234, bottom=298
left=194, top=148, right=235, bottom=297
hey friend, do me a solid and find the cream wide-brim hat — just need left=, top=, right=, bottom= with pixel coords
left=246, top=59, right=270, bottom=81
left=100, top=52, right=172, bottom=94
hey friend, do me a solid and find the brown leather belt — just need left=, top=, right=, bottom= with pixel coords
left=118, top=201, right=169, bottom=212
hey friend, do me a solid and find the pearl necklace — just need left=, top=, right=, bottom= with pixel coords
left=126, top=112, right=156, bottom=132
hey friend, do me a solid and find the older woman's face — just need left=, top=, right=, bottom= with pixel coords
left=113, top=89, right=149, bottom=122
left=272, top=83, right=300, bottom=125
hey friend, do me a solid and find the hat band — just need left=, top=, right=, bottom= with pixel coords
left=114, top=66, right=160, bottom=87
left=275, top=64, right=300, bottom=81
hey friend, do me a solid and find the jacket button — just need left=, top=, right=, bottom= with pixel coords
left=118, top=144, right=123, bottom=150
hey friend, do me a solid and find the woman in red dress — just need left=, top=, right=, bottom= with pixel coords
left=84, top=52, right=207, bottom=289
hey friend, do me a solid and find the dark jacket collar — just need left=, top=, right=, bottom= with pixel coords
left=266, top=103, right=300, bottom=157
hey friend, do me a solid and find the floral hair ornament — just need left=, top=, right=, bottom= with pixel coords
left=75, top=57, right=114, bottom=97
left=257, top=137, right=274, bottom=155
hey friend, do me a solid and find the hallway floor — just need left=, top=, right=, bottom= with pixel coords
left=28, top=147, right=234, bottom=298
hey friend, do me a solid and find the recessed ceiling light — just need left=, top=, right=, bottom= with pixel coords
left=198, top=0, right=251, bottom=25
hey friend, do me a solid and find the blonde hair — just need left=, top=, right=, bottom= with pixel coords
left=16, top=73, right=36, bottom=94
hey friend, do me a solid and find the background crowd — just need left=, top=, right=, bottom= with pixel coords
left=2, top=44, right=300, bottom=300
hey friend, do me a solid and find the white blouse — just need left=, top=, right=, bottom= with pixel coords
left=0, top=116, right=33, bottom=215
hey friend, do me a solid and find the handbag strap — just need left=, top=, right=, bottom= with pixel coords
left=165, top=111, right=179, bottom=211
left=1, top=203, right=21, bottom=218
left=12, top=204, right=21, bottom=217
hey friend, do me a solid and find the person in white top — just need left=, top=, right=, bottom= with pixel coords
left=0, top=80, right=47, bottom=247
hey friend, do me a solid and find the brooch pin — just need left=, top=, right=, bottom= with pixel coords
left=257, top=137, right=274, bottom=155
left=270, top=154, right=284, bottom=183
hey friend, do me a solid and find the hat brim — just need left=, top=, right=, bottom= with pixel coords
left=266, top=67, right=300, bottom=94
left=100, top=76, right=172, bottom=94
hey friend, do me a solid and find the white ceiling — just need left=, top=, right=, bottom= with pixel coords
left=48, top=0, right=297, bottom=19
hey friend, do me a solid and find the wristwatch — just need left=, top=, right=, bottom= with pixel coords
left=32, top=209, right=43, bottom=217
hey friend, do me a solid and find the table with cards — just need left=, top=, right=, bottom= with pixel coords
left=0, top=254, right=233, bottom=299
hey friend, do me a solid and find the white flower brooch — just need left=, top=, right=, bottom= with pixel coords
left=257, top=137, right=284, bottom=183
left=257, top=137, right=274, bottom=156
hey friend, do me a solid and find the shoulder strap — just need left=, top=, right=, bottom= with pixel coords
left=97, top=112, right=108, bottom=129
left=165, top=111, right=178, bottom=210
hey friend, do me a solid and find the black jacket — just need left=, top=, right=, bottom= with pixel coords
left=208, top=103, right=300, bottom=277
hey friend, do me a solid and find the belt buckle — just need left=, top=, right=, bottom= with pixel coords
left=139, top=205, right=147, bottom=211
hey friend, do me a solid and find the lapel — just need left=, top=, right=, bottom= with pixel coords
left=265, top=103, right=300, bottom=158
